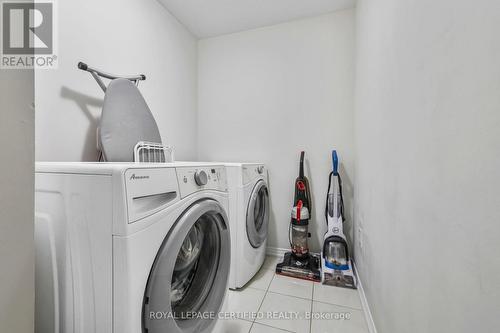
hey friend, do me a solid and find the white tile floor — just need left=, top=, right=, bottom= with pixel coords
left=214, top=256, right=370, bottom=333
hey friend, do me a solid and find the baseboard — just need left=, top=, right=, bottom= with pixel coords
left=266, top=246, right=288, bottom=258
left=353, top=262, right=378, bottom=333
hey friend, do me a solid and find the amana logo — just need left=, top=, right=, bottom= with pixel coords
left=130, top=174, right=150, bottom=180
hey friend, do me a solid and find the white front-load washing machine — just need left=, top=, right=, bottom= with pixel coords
left=225, top=163, right=270, bottom=289
left=35, top=162, right=230, bottom=333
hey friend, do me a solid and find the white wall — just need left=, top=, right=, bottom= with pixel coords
left=354, top=1, right=500, bottom=332
left=198, top=10, right=355, bottom=252
left=35, top=0, right=198, bottom=161
left=0, top=70, right=35, bottom=331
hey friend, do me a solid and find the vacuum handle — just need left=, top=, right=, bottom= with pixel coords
left=332, top=150, right=339, bottom=175
left=77, top=62, right=88, bottom=71
left=77, top=62, right=146, bottom=82
left=299, top=151, right=305, bottom=178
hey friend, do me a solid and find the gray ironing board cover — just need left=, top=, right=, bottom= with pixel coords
left=99, top=78, right=161, bottom=162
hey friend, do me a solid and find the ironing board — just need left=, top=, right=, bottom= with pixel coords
left=78, top=62, right=163, bottom=162
left=100, top=78, right=161, bottom=162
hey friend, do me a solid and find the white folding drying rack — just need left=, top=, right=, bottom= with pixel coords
left=134, top=141, right=175, bottom=163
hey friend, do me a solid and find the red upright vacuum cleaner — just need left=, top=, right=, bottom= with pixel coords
left=276, top=151, right=321, bottom=282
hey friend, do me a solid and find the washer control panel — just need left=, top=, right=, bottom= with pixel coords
left=242, top=164, right=267, bottom=185
left=176, top=166, right=227, bottom=198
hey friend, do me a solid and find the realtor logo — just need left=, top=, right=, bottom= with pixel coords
left=1, top=0, right=57, bottom=68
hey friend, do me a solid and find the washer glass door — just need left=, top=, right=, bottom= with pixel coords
left=246, top=180, right=270, bottom=248
left=143, top=200, right=230, bottom=333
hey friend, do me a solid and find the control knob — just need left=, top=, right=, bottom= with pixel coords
left=194, top=170, right=208, bottom=186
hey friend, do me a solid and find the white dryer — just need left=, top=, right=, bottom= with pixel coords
left=34, top=162, right=230, bottom=333
left=225, top=163, right=270, bottom=289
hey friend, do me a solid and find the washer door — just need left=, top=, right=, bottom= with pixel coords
left=246, top=180, right=270, bottom=248
left=142, top=199, right=230, bottom=333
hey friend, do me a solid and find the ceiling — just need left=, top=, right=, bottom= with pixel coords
left=157, top=0, right=356, bottom=38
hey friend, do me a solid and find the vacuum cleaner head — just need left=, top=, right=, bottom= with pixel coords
left=322, top=235, right=356, bottom=288
left=276, top=252, right=321, bottom=282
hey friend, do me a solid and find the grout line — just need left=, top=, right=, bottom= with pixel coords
left=239, top=317, right=256, bottom=324
left=252, top=322, right=296, bottom=333
left=312, top=299, right=364, bottom=311
left=312, top=282, right=365, bottom=310
left=249, top=268, right=275, bottom=332
left=268, top=271, right=316, bottom=301
left=265, top=270, right=276, bottom=291
left=246, top=287, right=267, bottom=292
left=266, top=290, right=314, bottom=302
left=245, top=269, right=274, bottom=292
left=262, top=258, right=278, bottom=272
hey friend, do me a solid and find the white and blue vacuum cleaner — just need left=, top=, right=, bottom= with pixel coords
left=321, top=150, right=357, bottom=289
